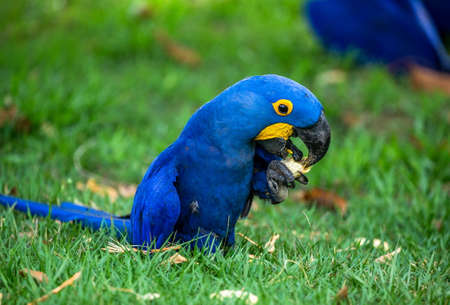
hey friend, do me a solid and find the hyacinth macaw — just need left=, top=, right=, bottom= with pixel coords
left=0, top=75, right=330, bottom=251
left=306, top=0, right=450, bottom=72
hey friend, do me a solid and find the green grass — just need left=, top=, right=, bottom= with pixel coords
left=0, top=0, right=448, bottom=304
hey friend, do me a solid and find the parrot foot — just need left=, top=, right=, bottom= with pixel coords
left=266, top=160, right=295, bottom=204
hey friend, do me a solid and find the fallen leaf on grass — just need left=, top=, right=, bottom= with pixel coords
left=109, top=287, right=160, bottom=301
left=0, top=103, right=31, bottom=132
left=264, top=234, right=280, bottom=253
left=117, top=184, right=137, bottom=198
left=210, top=290, right=258, bottom=305
left=20, top=269, right=48, bottom=283
left=375, top=248, right=401, bottom=263
left=432, top=219, right=442, bottom=232
left=408, top=134, right=424, bottom=151
left=0, top=292, right=3, bottom=305
left=103, top=241, right=131, bottom=253
left=335, top=284, right=348, bottom=303
left=76, top=178, right=118, bottom=203
left=102, top=240, right=180, bottom=254
left=3, top=185, right=17, bottom=196
left=341, top=111, right=363, bottom=128
left=409, top=64, right=450, bottom=96
left=292, top=188, right=348, bottom=215
left=163, top=253, right=188, bottom=265
left=76, top=179, right=137, bottom=203
left=237, top=232, right=261, bottom=248
left=155, top=29, right=201, bottom=67
left=28, top=271, right=81, bottom=305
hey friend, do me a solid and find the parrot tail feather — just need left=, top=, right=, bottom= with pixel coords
left=0, top=194, right=130, bottom=238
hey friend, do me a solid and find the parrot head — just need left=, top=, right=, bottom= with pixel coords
left=212, top=74, right=331, bottom=168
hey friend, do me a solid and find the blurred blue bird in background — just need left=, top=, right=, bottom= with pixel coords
left=0, top=75, right=330, bottom=251
left=306, top=0, right=450, bottom=72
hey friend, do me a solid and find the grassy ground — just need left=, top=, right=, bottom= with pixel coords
left=0, top=0, right=448, bottom=304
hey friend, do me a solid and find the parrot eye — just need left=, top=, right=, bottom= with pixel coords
left=272, top=99, right=293, bottom=116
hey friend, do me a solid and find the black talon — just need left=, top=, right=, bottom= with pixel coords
left=296, top=173, right=309, bottom=185
left=268, top=160, right=295, bottom=187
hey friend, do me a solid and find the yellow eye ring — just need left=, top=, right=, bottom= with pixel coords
left=272, top=99, right=293, bottom=116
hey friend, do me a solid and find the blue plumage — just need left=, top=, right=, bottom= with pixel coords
left=1, top=74, right=330, bottom=251
left=306, top=0, right=450, bottom=71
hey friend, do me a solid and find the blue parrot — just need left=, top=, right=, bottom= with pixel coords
left=306, top=0, right=450, bottom=72
left=0, top=75, right=330, bottom=251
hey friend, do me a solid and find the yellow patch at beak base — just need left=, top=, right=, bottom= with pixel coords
left=254, top=123, right=294, bottom=140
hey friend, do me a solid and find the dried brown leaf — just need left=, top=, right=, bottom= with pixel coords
left=150, top=245, right=181, bottom=253
left=163, top=253, right=188, bottom=265
left=237, top=232, right=261, bottom=248
left=76, top=179, right=136, bottom=203
left=0, top=104, right=18, bottom=126
left=76, top=178, right=118, bottom=203
left=433, top=219, right=442, bottom=232
left=264, top=234, right=280, bottom=253
left=335, top=284, right=348, bottom=303
left=117, top=184, right=137, bottom=198
left=0, top=103, right=31, bottom=132
left=292, top=188, right=348, bottom=215
left=3, top=185, right=17, bottom=196
left=341, top=111, right=363, bottom=127
left=408, top=134, right=424, bottom=151
left=169, top=253, right=188, bottom=264
left=409, top=64, right=450, bottom=96
left=28, top=271, right=81, bottom=305
left=155, top=29, right=201, bottom=67
left=375, top=248, right=401, bottom=263
left=20, top=269, right=48, bottom=283
left=103, top=240, right=180, bottom=254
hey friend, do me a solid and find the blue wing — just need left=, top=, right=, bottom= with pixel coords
left=131, top=157, right=181, bottom=248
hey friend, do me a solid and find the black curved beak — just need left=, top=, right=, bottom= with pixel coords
left=294, top=111, right=331, bottom=168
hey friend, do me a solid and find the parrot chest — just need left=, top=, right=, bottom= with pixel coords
left=175, top=141, right=254, bottom=242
